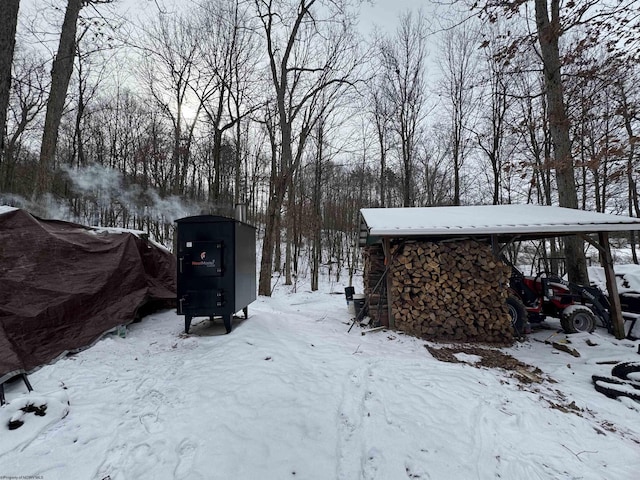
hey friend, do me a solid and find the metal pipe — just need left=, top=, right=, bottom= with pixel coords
left=235, top=203, right=247, bottom=223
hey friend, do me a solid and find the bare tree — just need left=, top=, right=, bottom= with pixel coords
left=0, top=0, right=20, bottom=161
left=309, top=94, right=343, bottom=291
left=532, top=0, right=587, bottom=282
left=414, top=129, right=454, bottom=206
left=34, top=0, right=110, bottom=198
left=378, top=11, right=430, bottom=207
left=1, top=49, right=48, bottom=192
left=476, top=0, right=640, bottom=282
left=614, top=67, right=640, bottom=262
left=70, top=17, right=117, bottom=168
left=254, top=0, right=362, bottom=296
left=138, top=10, right=202, bottom=196
left=437, top=19, right=480, bottom=206
left=367, top=48, right=393, bottom=207
left=474, top=25, right=515, bottom=205
left=35, top=0, right=84, bottom=198
left=194, top=0, right=261, bottom=203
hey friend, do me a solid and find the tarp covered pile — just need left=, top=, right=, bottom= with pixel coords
left=0, top=208, right=176, bottom=383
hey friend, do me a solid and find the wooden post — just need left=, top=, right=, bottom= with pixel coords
left=382, top=237, right=395, bottom=329
left=599, top=232, right=625, bottom=339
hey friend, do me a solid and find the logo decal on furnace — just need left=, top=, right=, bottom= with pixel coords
left=192, top=251, right=216, bottom=267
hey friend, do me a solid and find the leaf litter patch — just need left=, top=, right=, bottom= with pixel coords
left=423, top=343, right=616, bottom=425
left=425, top=344, right=547, bottom=384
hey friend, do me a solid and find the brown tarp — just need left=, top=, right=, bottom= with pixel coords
left=0, top=208, right=176, bottom=383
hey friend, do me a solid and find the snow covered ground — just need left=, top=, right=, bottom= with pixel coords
left=2, top=282, right=640, bottom=480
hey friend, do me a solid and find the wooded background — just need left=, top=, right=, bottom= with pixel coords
left=1, top=0, right=639, bottom=294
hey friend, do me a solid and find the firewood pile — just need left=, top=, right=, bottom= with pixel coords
left=362, top=244, right=389, bottom=326
left=365, top=240, right=513, bottom=343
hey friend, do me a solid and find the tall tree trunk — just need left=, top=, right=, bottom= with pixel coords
left=73, top=60, right=86, bottom=167
left=35, top=0, right=82, bottom=199
left=259, top=110, right=280, bottom=296
left=259, top=176, right=287, bottom=295
left=273, top=211, right=282, bottom=273
left=2, top=121, right=24, bottom=191
left=311, top=121, right=324, bottom=292
left=172, top=100, right=183, bottom=195
left=0, top=0, right=20, bottom=162
left=284, top=176, right=294, bottom=286
left=284, top=223, right=292, bottom=285
left=258, top=74, right=294, bottom=295
left=453, top=128, right=461, bottom=206
left=535, top=0, right=588, bottom=284
left=377, top=125, right=386, bottom=207
left=258, top=197, right=279, bottom=296
left=234, top=117, right=243, bottom=205
left=617, top=80, right=639, bottom=263
left=255, top=0, right=356, bottom=296
left=401, top=121, right=412, bottom=207
left=632, top=183, right=640, bottom=264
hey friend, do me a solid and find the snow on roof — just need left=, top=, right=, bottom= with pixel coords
left=361, top=205, right=640, bottom=237
left=0, top=206, right=17, bottom=215
left=89, top=226, right=147, bottom=236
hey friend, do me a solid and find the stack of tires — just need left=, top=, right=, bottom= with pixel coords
left=592, top=362, right=640, bottom=401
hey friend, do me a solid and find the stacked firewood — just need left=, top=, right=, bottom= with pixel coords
left=362, top=244, right=389, bottom=327
left=388, top=240, right=513, bottom=343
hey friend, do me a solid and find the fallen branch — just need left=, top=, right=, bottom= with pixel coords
left=552, top=341, right=581, bottom=357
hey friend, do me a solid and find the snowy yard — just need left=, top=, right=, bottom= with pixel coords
left=2, top=284, right=640, bottom=480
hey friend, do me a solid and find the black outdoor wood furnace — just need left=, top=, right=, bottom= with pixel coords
left=175, top=215, right=256, bottom=334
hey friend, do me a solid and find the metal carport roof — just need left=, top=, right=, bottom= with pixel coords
left=360, top=205, right=640, bottom=238
left=359, top=205, right=640, bottom=340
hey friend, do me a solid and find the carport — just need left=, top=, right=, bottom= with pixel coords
left=359, top=205, right=640, bottom=340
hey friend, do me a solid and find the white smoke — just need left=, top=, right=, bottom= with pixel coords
left=1, top=164, right=204, bottom=245
left=60, top=163, right=201, bottom=222
left=64, top=163, right=122, bottom=193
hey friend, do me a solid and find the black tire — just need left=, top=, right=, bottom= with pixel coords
left=592, top=375, right=628, bottom=399
left=506, top=296, right=528, bottom=336
left=611, top=362, right=640, bottom=381
left=592, top=375, right=640, bottom=401
left=224, top=315, right=232, bottom=334
left=561, top=307, right=596, bottom=334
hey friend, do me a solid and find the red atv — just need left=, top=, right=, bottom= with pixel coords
left=507, top=267, right=597, bottom=336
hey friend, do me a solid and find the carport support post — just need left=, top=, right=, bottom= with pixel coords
left=598, top=232, right=625, bottom=339
left=383, top=238, right=395, bottom=329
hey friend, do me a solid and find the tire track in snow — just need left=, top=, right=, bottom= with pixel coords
left=336, top=361, right=377, bottom=480
left=224, top=310, right=376, bottom=479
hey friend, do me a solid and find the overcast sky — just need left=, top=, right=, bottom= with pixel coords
left=360, top=0, right=429, bottom=30
left=119, top=0, right=429, bottom=34
left=17, top=0, right=432, bottom=46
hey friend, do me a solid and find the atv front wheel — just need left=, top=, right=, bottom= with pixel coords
left=506, top=296, right=528, bottom=336
left=561, top=306, right=596, bottom=334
